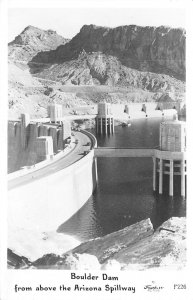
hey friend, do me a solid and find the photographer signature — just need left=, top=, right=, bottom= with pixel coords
left=144, top=281, right=164, bottom=292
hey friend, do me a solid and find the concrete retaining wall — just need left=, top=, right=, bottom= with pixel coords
left=111, top=103, right=178, bottom=120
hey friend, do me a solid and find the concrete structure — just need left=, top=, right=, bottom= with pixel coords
left=142, top=104, right=147, bottom=114
left=8, top=114, right=72, bottom=173
left=8, top=131, right=97, bottom=236
left=95, top=120, right=186, bottom=197
left=98, top=102, right=112, bottom=115
left=95, top=147, right=154, bottom=157
left=156, top=101, right=186, bottom=116
left=153, top=120, right=186, bottom=197
left=62, top=120, right=71, bottom=145
left=8, top=115, right=186, bottom=260
left=124, top=104, right=129, bottom=114
left=159, top=121, right=186, bottom=152
left=96, top=103, right=114, bottom=135
left=123, top=103, right=180, bottom=119
left=11, top=102, right=183, bottom=124
left=48, top=104, right=63, bottom=123
left=124, top=103, right=159, bottom=119
left=36, top=136, right=54, bottom=162
left=21, top=113, right=30, bottom=149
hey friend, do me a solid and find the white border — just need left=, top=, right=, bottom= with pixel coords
left=1, top=0, right=193, bottom=299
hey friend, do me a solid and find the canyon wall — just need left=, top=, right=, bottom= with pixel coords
left=32, top=24, right=185, bottom=80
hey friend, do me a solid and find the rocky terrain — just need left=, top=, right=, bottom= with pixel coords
left=8, top=61, right=100, bottom=119
left=33, top=51, right=185, bottom=93
left=8, top=217, right=186, bottom=270
left=31, top=24, right=185, bottom=80
left=8, top=24, right=186, bottom=119
left=8, top=25, right=69, bottom=62
left=8, top=61, right=48, bottom=119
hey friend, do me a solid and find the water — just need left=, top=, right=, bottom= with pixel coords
left=58, top=117, right=186, bottom=242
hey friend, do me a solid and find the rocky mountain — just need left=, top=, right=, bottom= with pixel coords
left=31, top=24, right=185, bottom=81
left=32, top=51, right=185, bottom=94
left=8, top=25, right=69, bottom=62
left=8, top=24, right=186, bottom=119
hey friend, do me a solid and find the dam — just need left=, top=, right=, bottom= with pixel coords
left=7, top=103, right=186, bottom=259
left=58, top=118, right=186, bottom=240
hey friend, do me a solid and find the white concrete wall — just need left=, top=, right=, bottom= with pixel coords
left=8, top=149, right=97, bottom=234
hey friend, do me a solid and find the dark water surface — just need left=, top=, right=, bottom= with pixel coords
left=58, top=117, right=186, bottom=242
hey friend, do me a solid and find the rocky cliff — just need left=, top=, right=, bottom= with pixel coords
left=8, top=24, right=186, bottom=118
left=8, top=217, right=186, bottom=270
left=32, top=51, right=185, bottom=93
left=32, top=24, right=185, bottom=81
left=8, top=25, right=69, bottom=62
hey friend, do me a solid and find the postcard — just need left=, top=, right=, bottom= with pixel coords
left=1, top=0, right=193, bottom=299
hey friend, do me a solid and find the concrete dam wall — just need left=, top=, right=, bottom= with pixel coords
left=8, top=146, right=97, bottom=235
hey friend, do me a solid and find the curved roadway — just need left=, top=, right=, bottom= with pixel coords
left=8, top=131, right=92, bottom=190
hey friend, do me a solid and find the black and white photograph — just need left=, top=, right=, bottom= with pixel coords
left=0, top=0, right=193, bottom=299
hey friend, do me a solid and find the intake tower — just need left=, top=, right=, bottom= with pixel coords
left=96, top=103, right=114, bottom=135
left=153, top=120, right=186, bottom=197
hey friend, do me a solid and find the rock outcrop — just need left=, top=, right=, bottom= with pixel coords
left=8, top=25, right=69, bottom=62
left=32, top=24, right=185, bottom=80
left=33, top=52, right=185, bottom=93
left=68, top=217, right=186, bottom=270
left=8, top=217, right=186, bottom=270
left=7, top=249, right=32, bottom=269
left=33, top=253, right=101, bottom=270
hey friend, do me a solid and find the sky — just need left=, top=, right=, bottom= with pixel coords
left=8, top=7, right=186, bottom=42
